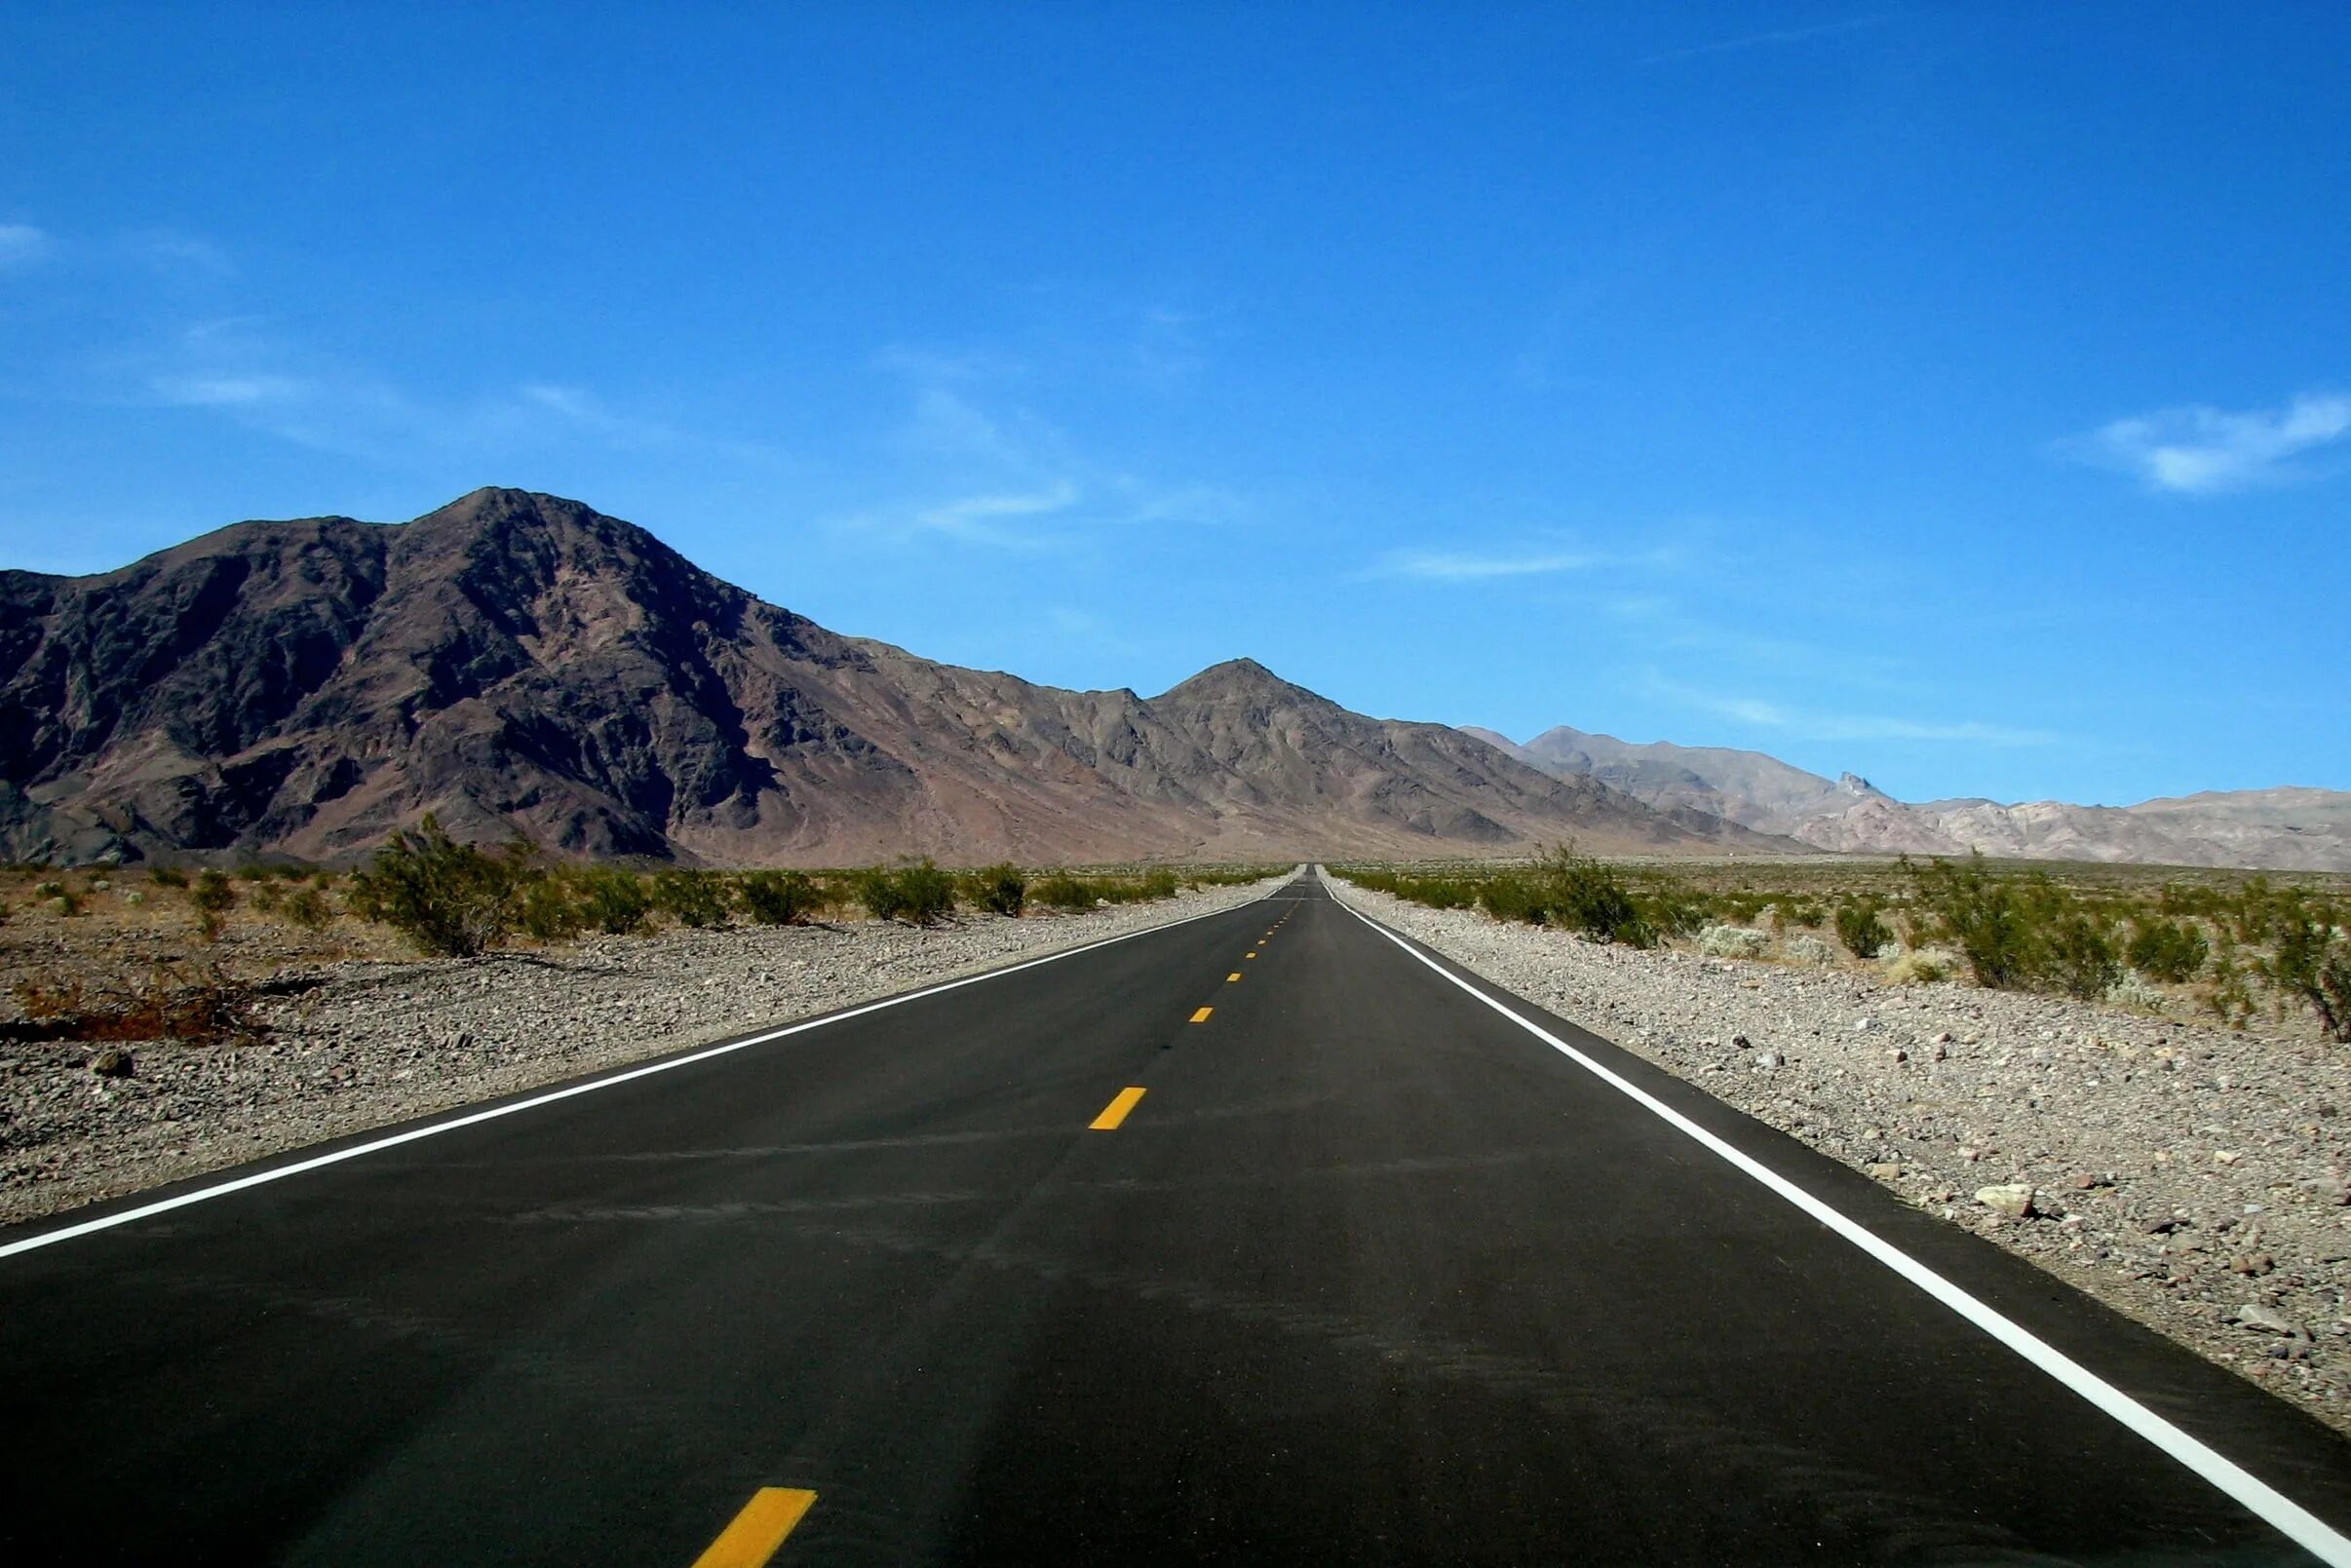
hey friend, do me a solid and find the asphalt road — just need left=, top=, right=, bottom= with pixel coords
left=6, top=872, right=2350, bottom=1565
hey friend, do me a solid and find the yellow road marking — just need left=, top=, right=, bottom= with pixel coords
left=692, top=1488, right=817, bottom=1568
left=1189, top=1006, right=1214, bottom=1023
left=1227, top=973, right=1241, bottom=981
left=1091, top=1087, right=1148, bottom=1129
left=1246, top=952, right=1256, bottom=959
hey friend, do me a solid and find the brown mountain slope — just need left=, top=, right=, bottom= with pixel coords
left=0, top=488, right=1785, bottom=865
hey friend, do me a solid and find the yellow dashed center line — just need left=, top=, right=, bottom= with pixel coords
left=1227, top=972, right=1241, bottom=981
left=1091, top=1087, right=1148, bottom=1129
left=1189, top=1006, right=1214, bottom=1023
left=692, top=1488, right=818, bottom=1568
left=1245, top=952, right=1256, bottom=959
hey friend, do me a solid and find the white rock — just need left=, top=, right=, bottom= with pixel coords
left=1975, top=1184, right=2035, bottom=1219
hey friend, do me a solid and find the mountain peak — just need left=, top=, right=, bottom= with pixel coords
left=1152, top=657, right=1322, bottom=706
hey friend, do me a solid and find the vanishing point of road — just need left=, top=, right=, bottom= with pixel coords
left=6, top=872, right=2350, bottom=1564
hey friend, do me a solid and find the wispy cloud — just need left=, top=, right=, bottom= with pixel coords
left=1360, top=540, right=1682, bottom=582
left=1641, top=13, right=1894, bottom=66
left=1365, top=548, right=1604, bottom=581
left=839, top=345, right=1242, bottom=551
left=0, top=223, right=53, bottom=267
left=913, top=481, right=1082, bottom=548
left=1648, top=674, right=2056, bottom=746
left=2067, top=392, right=2351, bottom=494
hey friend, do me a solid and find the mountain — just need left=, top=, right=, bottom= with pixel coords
left=1470, top=724, right=2351, bottom=872
left=0, top=489, right=1791, bottom=866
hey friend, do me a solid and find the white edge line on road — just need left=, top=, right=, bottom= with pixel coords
left=1334, top=893, right=2351, bottom=1566
left=0, top=887, right=1280, bottom=1263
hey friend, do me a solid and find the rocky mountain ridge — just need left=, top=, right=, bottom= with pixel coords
left=1466, top=724, right=2351, bottom=872
left=0, top=489, right=1785, bottom=866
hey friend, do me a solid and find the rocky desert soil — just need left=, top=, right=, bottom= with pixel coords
left=1328, top=875, right=2351, bottom=1438
left=0, top=875, right=1289, bottom=1228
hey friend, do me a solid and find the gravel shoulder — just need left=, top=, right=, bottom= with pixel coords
left=1327, top=875, right=2351, bottom=1438
left=0, top=877, right=1286, bottom=1229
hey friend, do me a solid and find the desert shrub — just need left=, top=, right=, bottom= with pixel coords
left=1785, top=933, right=1835, bottom=966
left=1835, top=899, right=1895, bottom=961
left=2263, top=905, right=2351, bottom=1042
left=1884, top=946, right=1959, bottom=985
left=1478, top=873, right=1541, bottom=925
left=577, top=867, right=653, bottom=935
left=347, top=816, right=533, bottom=957
left=895, top=860, right=955, bottom=923
left=148, top=866, right=189, bottom=889
left=1639, top=881, right=1713, bottom=939
left=518, top=875, right=585, bottom=940
left=739, top=869, right=820, bottom=925
left=2105, top=971, right=2169, bottom=1011
left=1534, top=846, right=1654, bottom=947
left=283, top=888, right=333, bottom=931
left=1907, top=854, right=2038, bottom=989
left=1031, top=874, right=1097, bottom=912
left=857, top=860, right=955, bottom=924
left=2037, top=908, right=2122, bottom=1000
left=1696, top=925, right=1769, bottom=959
left=964, top=863, right=1026, bottom=917
left=190, top=868, right=236, bottom=939
left=248, top=880, right=283, bottom=914
left=1139, top=867, right=1179, bottom=900
left=2125, top=918, right=2208, bottom=984
left=651, top=869, right=733, bottom=929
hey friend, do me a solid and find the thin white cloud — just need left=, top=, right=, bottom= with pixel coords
left=1361, top=539, right=1685, bottom=582
left=1641, top=13, right=1894, bottom=65
left=125, top=229, right=234, bottom=277
left=915, top=481, right=1082, bottom=547
left=0, top=223, right=53, bottom=266
left=2069, top=392, right=2351, bottom=494
left=150, top=372, right=310, bottom=407
left=1367, top=548, right=1603, bottom=581
left=843, top=345, right=1241, bottom=551
left=1649, top=675, right=2056, bottom=746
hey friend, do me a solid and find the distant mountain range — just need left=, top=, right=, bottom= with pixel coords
left=8, top=488, right=2336, bottom=871
left=1462, top=726, right=2351, bottom=873
left=0, top=489, right=1782, bottom=866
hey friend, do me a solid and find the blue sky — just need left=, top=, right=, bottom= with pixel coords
left=2, top=3, right=2345, bottom=807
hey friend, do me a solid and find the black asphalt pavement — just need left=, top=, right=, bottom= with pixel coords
left=6, top=873, right=2350, bottom=1565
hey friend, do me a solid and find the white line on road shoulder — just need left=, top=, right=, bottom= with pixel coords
left=1333, top=893, right=2351, bottom=1566
left=0, top=889, right=1277, bottom=1262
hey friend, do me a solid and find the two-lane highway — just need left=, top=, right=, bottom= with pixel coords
left=5, top=872, right=2350, bottom=1564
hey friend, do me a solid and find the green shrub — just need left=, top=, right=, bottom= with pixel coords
left=965, top=863, right=1026, bottom=917
left=578, top=867, right=653, bottom=936
left=2125, top=918, right=2209, bottom=984
left=1834, top=899, right=1895, bottom=960
left=2263, top=905, right=2351, bottom=1042
left=2038, top=909, right=2122, bottom=1000
left=148, top=866, right=189, bottom=889
left=739, top=869, right=820, bottom=925
left=1139, top=867, right=1179, bottom=900
left=347, top=816, right=533, bottom=957
left=855, top=860, right=955, bottom=924
left=1031, top=874, right=1097, bottom=911
left=283, top=888, right=333, bottom=932
left=1908, top=854, right=2037, bottom=989
left=518, top=876, right=585, bottom=940
left=1534, top=846, right=1654, bottom=947
left=190, top=868, right=236, bottom=940
left=651, top=869, right=733, bottom=929
left=899, top=860, right=956, bottom=923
